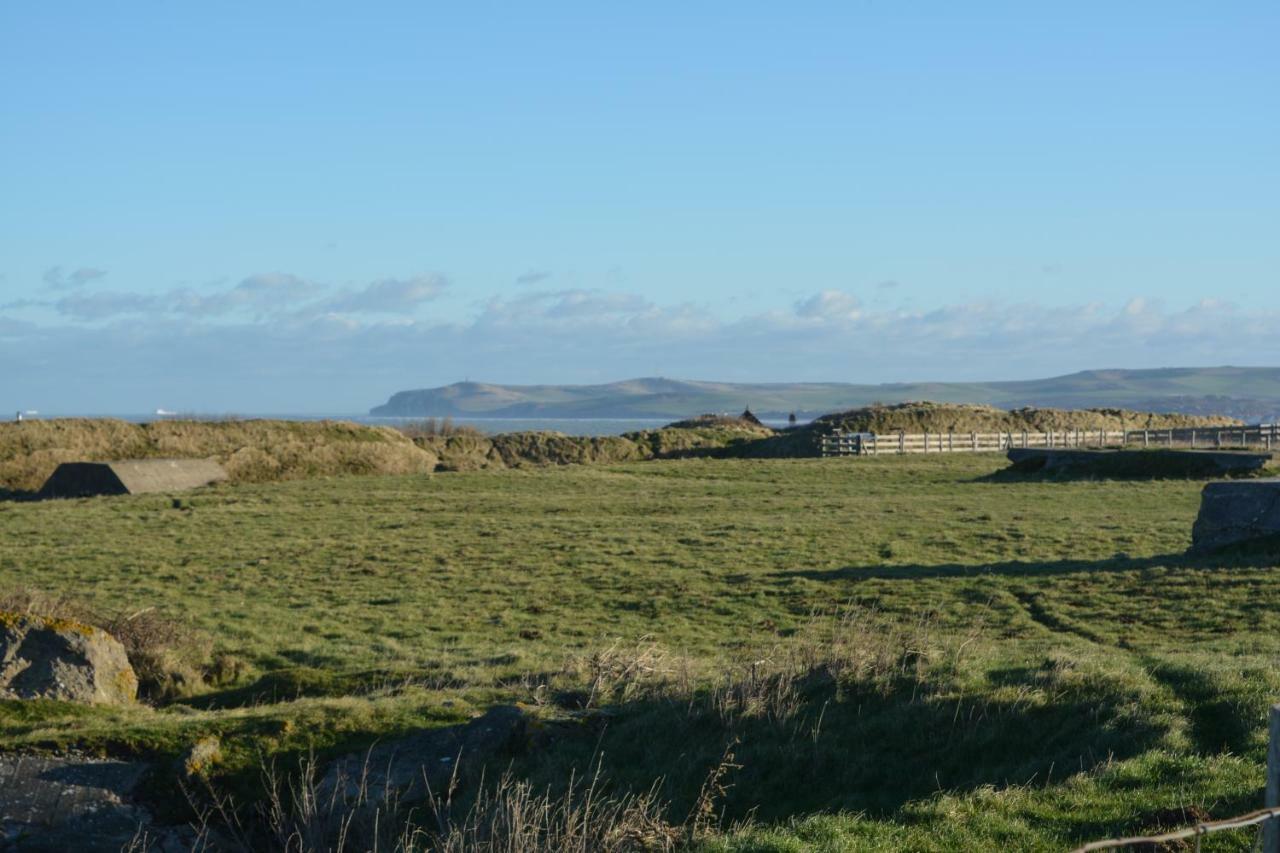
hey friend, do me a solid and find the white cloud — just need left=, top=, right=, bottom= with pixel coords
left=324, top=275, right=448, bottom=314
left=55, top=291, right=161, bottom=320
left=173, top=273, right=325, bottom=316
left=43, top=266, right=107, bottom=291
left=10, top=282, right=1280, bottom=411
left=515, top=270, right=551, bottom=285
left=794, top=290, right=861, bottom=320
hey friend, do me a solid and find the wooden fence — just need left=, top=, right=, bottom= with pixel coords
left=820, top=424, right=1280, bottom=457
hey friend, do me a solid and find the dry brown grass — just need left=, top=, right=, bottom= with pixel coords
left=550, top=606, right=974, bottom=724
left=0, top=418, right=437, bottom=492
left=812, top=400, right=1242, bottom=435
left=171, top=609, right=964, bottom=851
left=181, top=753, right=685, bottom=853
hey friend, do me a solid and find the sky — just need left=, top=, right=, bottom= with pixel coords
left=1, top=2, right=1277, bottom=413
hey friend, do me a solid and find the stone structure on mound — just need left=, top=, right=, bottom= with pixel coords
left=38, top=458, right=227, bottom=498
left=1190, top=479, right=1280, bottom=555
left=0, top=613, right=137, bottom=705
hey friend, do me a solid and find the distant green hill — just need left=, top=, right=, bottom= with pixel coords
left=370, top=367, right=1280, bottom=422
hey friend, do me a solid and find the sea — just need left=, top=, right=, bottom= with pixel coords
left=22, top=414, right=802, bottom=437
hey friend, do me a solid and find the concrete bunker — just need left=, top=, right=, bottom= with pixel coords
left=1189, top=478, right=1280, bottom=555
left=38, top=459, right=228, bottom=498
left=1005, top=448, right=1273, bottom=479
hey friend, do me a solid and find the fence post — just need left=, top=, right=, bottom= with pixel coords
left=971, top=432, right=977, bottom=451
left=899, top=432, right=905, bottom=454
left=1143, top=430, right=1149, bottom=448
left=1266, top=704, right=1280, bottom=852
left=1191, top=429, right=1196, bottom=449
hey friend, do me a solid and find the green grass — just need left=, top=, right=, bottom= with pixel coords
left=2, top=454, right=1279, bottom=849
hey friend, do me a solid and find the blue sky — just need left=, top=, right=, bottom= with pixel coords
left=1, top=3, right=1277, bottom=413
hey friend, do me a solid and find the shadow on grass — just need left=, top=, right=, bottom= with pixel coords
left=518, top=663, right=1169, bottom=825
left=177, top=665, right=462, bottom=711
left=1144, top=661, right=1272, bottom=757
left=779, top=549, right=1279, bottom=584
left=0, top=488, right=38, bottom=502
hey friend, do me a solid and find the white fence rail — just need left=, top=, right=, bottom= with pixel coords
left=820, top=425, right=1280, bottom=457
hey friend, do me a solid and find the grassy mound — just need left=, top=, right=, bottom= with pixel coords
left=720, top=402, right=1247, bottom=460
left=811, top=401, right=1241, bottom=434
left=663, top=413, right=768, bottom=430
left=0, top=418, right=437, bottom=492
left=414, top=423, right=775, bottom=472
left=0, top=404, right=1247, bottom=492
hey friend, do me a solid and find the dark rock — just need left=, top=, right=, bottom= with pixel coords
left=1190, top=479, right=1280, bottom=555
left=0, top=753, right=193, bottom=852
left=320, top=705, right=529, bottom=803
left=0, top=613, right=137, bottom=705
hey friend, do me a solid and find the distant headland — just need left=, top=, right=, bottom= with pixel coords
left=371, top=367, right=1280, bottom=422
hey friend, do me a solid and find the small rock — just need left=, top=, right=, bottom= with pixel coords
left=0, top=613, right=137, bottom=705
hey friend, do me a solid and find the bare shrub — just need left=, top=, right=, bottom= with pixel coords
left=262, top=755, right=423, bottom=852
left=550, top=606, right=983, bottom=731
left=185, top=752, right=684, bottom=853
left=560, top=637, right=672, bottom=709
left=0, top=587, right=88, bottom=622
left=101, top=606, right=216, bottom=700
left=431, top=766, right=680, bottom=853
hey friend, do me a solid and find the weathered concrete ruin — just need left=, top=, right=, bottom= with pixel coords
left=38, top=459, right=227, bottom=498
left=1189, top=478, right=1280, bottom=554
left=1006, top=448, right=1273, bottom=479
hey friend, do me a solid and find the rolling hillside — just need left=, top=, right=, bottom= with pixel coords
left=371, top=367, right=1280, bottom=422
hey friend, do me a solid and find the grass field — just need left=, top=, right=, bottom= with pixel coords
left=3, top=454, right=1280, bottom=849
